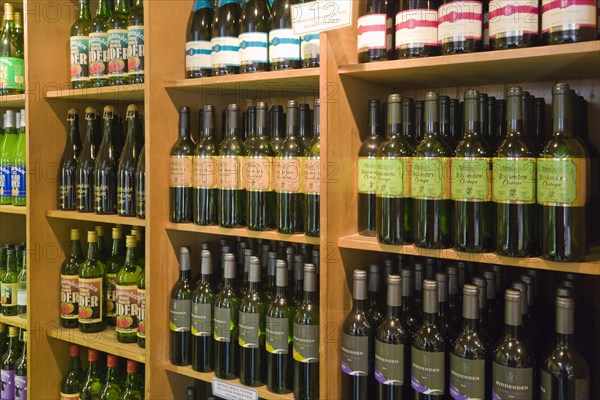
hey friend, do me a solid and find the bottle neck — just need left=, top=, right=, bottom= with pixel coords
left=387, top=102, right=401, bottom=138
left=179, top=269, right=192, bottom=281
left=507, top=96, right=524, bottom=135
left=424, top=311, right=437, bottom=324
left=247, top=281, right=259, bottom=294
left=86, top=359, right=98, bottom=375
left=87, top=242, right=99, bottom=261
left=200, top=273, right=212, bottom=285
left=387, top=304, right=401, bottom=318
left=97, top=0, right=110, bottom=16
left=69, top=354, right=82, bottom=371
left=79, top=0, right=91, bottom=19
left=111, top=237, right=124, bottom=256
left=276, top=285, right=287, bottom=298
left=106, top=365, right=119, bottom=383
left=116, top=0, right=130, bottom=14
left=505, top=324, right=523, bottom=338
left=464, top=97, right=479, bottom=134
left=553, top=91, right=574, bottom=138
left=125, top=247, right=137, bottom=264
left=555, top=332, right=574, bottom=347
left=223, top=277, right=235, bottom=289
left=102, top=119, right=113, bottom=145
left=68, top=120, right=80, bottom=146
left=304, top=290, right=317, bottom=304
left=463, top=317, right=478, bottom=331
left=71, top=239, right=83, bottom=259
left=353, top=298, right=367, bottom=313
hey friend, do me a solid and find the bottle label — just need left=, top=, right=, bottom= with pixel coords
left=17, top=286, right=25, bottom=307
left=105, top=273, right=117, bottom=319
left=411, top=347, right=446, bottom=395
left=374, top=340, right=404, bottom=385
left=136, top=184, right=145, bottom=217
left=218, top=156, right=243, bottom=190
left=303, top=157, right=320, bottom=194
left=93, top=173, right=115, bottom=213
left=301, top=33, right=320, bottom=61
left=489, top=1, right=539, bottom=38
left=395, top=9, right=439, bottom=48
left=59, top=393, right=80, bottom=399
left=117, top=180, right=134, bottom=213
left=451, top=157, right=492, bottom=201
left=0, top=166, right=11, bottom=198
left=170, top=299, right=191, bottom=332
left=11, top=166, right=25, bottom=199
left=107, top=28, right=128, bottom=76
left=194, top=0, right=213, bottom=11
left=358, top=157, right=378, bottom=194
left=293, top=323, right=319, bottom=363
left=492, top=363, right=532, bottom=399
left=492, top=158, right=536, bottom=204
left=438, top=1, right=483, bottom=44
left=0, top=58, right=25, bottom=91
left=540, top=369, right=551, bottom=400
left=193, top=155, right=218, bottom=189
left=357, top=14, right=387, bottom=51
left=266, top=315, right=289, bottom=354
left=341, top=333, right=370, bottom=376
left=239, top=32, right=269, bottom=65
left=377, top=157, right=412, bottom=198
left=170, top=156, right=193, bottom=188
left=186, top=41, right=212, bottom=71
left=78, top=277, right=103, bottom=324
left=269, top=29, right=301, bottom=62
left=192, top=302, right=212, bottom=337
left=127, top=25, right=144, bottom=75
left=14, top=375, right=25, bottom=400
left=412, top=157, right=451, bottom=200
left=213, top=306, right=233, bottom=342
left=70, top=35, right=90, bottom=82
left=537, top=158, right=588, bottom=207
left=242, top=156, right=273, bottom=192
left=211, top=36, right=240, bottom=67
left=239, top=311, right=261, bottom=348
left=0, top=283, right=17, bottom=307
left=542, top=0, right=596, bottom=33
left=116, top=284, right=138, bottom=334
left=89, top=32, right=109, bottom=79
left=274, top=157, right=303, bottom=193
left=1, top=370, right=14, bottom=400
left=450, top=354, right=485, bottom=399
left=137, top=288, right=146, bottom=338
left=60, top=274, right=79, bottom=320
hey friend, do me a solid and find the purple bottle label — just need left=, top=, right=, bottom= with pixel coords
left=1, top=369, right=15, bottom=400
left=14, top=376, right=25, bottom=400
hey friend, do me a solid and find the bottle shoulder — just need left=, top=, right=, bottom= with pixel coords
left=455, top=134, right=493, bottom=157
left=540, top=135, right=589, bottom=158
left=495, top=135, right=536, bottom=158
left=415, top=135, right=454, bottom=157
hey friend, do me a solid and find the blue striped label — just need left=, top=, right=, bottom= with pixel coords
left=269, top=29, right=301, bottom=62
left=193, top=0, right=213, bottom=11
left=239, top=32, right=269, bottom=64
left=211, top=37, right=241, bottom=67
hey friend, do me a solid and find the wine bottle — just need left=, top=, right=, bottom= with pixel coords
left=0, top=4, right=24, bottom=95
left=192, top=250, right=215, bottom=372
left=94, top=106, right=117, bottom=214
left=59, top=344, right=85, bottom=399
left=341, top=269, right=375, bottom=400
left=137, top=265, right=146, bottom=349
left=1, top=248, right=17, bottom=316
left=450, top=284, right=490, bottom=399
left=489, top=0, right=539, bottom=49
left=107, top=0, right=131, bottom=85
left=135, top=144, right=145, bottom=219
left=98, top=354, right=123, bottom=399
left=78, top=230, right=106, bottom=333
left=58, top=109, right=82, bottom=210
left=116, top=235, right=142, bottom=343
left=214, top=253, right=241, bottom=379
left=70, top=0, right=92, bottom=89
left=170, top=246, right=194, bottom=366
left=452, top=89, right=494, bottom=252
left=0, top=111, right=16, bottom=205
left=270, top=105, right=285, bottom=151
left=492, top=289, right=535, bottom=399
left=542, top=0, right=597, bottom=44
left=493, top=86, right=537, bottom=257
left=376, top=95, right=413, bottom=245
left=395, top=0, right=440, bottom=58
left=211, top=0, right=241, bottom=75
left=218, top=104, right=246, bottom=228
left=245, top=102, right=276, bottom=231
left=192, top=106, right=218, bottom=225
left=266, top=260, right=295, bottom=393
left=60, top=229, right=84, bottom=328
left=104, top=227, right=124, bottom=327
left=414, top=92, right=454, bottom=249
left=0, top=326, right=19, bottom=400
left=439, top=96, right=454, bottom=147
left=127, top=0, right=144, bottom=84
left=269, top=0, right=301, bottom=70
left=80, top=349, right=103, bottom=400
left=438, top=0, right=483, bottom=54
left=304, top=99, right=320, bottom=237
left=301, top=32, right=320, bottom=68
left=265, top=251, right=277, bottom=302
left=358, top=100, right=383, bottom=236
left=399, top=268, right=420, bottom=337
left=11, top=109, right=25, bottom=206
left=170, top=106, right=194, bottom=223
left=357, top=0, right=390, bottom=63
left=435, top=272, right=457, bottom=342
left=95, top=225, right=108, bottom=263
left=89, top=0, right=111, bottom=87
left=186, top=0, right=214, bottom=78
left=275, top=100, right=305, bottom=233
left=117, top=105, right=140, bottom=216
left=76, top=108, right=99, bottom=212
left=472, top=275, right=495, bottom=345
left=13, top=331, right=26, bottom=400
left=121, top=360, right=143, bottom=399
left=240, top=0, right=271, bottom=73
left=16, top=250, right=25, bottom=318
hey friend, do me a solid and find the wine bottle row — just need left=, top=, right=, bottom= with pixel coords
left=185, top=0, right=319, bottom=79
left=0, top=3, right=24, bottom=94
left=60, top=345, right=144, bottom=399
left=0, top=326, right=27, bottom=400
left=58, top=105, right=146, bottom=219
left=170, top=240, right=319, bottom=398
left=60, top=226, right=146, bottom=349
left=0, top=109, right=26, bottom=206
left=359, top=83, right=592, bottom=262
left=358, top=0, right=599, bottom=62
left=0, top=241, right=26, bottom=318
left=341, top=260, right=591, bottom=400
left=170, top=100, right=320, bottom=236
left=70, top=0, right=144, bottom=88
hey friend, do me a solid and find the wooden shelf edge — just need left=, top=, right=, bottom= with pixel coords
left=338, top=234, right=600, bottom=275
left=46, top=326, right=146, bottom=363
left=0, top=315, right=27, bottom=329
left=163, top=364, right=294, bottom=400
left=0, top=94, right=26, bottom=107
left=0, top=205, right=27, bottom=215
left=44, top=84, right=145, bottom=101
left=46, top=210, right=146, bottom=227
left=165, top=223, right=320, bottom=245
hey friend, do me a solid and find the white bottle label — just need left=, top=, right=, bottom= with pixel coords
left=489, top=0, right=539, bottom=38
left=541, top=0, right=596, bottom=33
left=301, top=34, right=320, bottom=60
left=17, top=288, right=26, bottom=307
left=357, top=14, right=387, bottom=51
left=269, top=28, right=301, bottom=62
left=395, top=9, right=439, bottom=48
left=438, top=1, right=483, bottom=43
left=186, top=40, right=212, bottom=71
left=239, top=32, right=269, bottom=65
left=211, top=36, right=240, bottom=67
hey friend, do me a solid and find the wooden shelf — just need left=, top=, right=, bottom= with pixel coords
left=339, top=41, right=600, bottom=87
left=46, top=326, right=145, bottom=363
left=164, top=364, right=294, bottom=400
left=0, top=94, right=26, bottom=107
left=46, top=210, right=146, bottom=227
left=0, top=205, right=27, bottom=215
left=166, top=222, right=320, bottom=245
left=338, top=234, right=600, bottom=275
left=44, top=84, right=145, bottom=102
left=0, top=314, right=27, bottom=329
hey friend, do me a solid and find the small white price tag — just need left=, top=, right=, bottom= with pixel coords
left=292, top=0, right=353, bottom=36
left=211, top=378, right=259, bottom=400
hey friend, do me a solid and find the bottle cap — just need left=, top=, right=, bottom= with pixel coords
left=126, top=360, right=138, bottom=373
left=87, top=231, right=98, bottom=243
left=303, top=264, right=317, bottom=292
left=103, top=105, right=115, bottom=117
left=127, top=104, right=138, bottom=114
left=69, top=343, right=79, bottom=356
left=68, top=108, right=79, bottom=120
left=401, top=268, right=413, bottom=297
left=504, top=289, right=522, bottom=327
left=507, top=86, right=522, bottom=98
left=462, top=284, right=479, bottom=320
left=464, top=90, right=479, bottom=100
left=423, top=279, right=438, bottom=314
left=276, top=260, right=288, bottom=287
left=180, top=246, right=191, bottom=271
left=201, top=250, right=212, bottom=276
left=388, top=94, right=401, bottom=103
left=556, top=296, right=575, bottom=335
left=387, top=275, right=402, bottom=307
left=126, top=235, right=137, bottom=248
left=95, top=225, right=104, bottom=237
left=224, top=253, right=236, bottom=278
left=435, top=272, right=448, bottom=303
left=249, top=256, right=261, bottom=283
left=112, top=227, right=122, bottom=239
left=353, top=269, right=367, bottom=301
left=107, top=354, right=118, bottom=368
left=368, top=264, right=380, bottom=292
left=88, top=349, right=99, bottom=362
left=473, top=276, right=487, bottom=310
left=552, top=82, right=570, bottom=95
left=70, top=229, right=80, bottom=241
left=483, top=271, right=497, bottom=300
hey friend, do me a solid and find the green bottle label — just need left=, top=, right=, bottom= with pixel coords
left=0, top=57, right=25, bottom=90
left=169, top=299, right=191, bottom=332
left=266, top=315, right=290, bottom=354
left=411, top=347, right=445, bottom=395
left=451, top=158, right=492, bottom=202
left=214, top=306, right=233, bottom=342
left=341, top=333, right=370, bottom=376
left=107, top=29, right=128, bottom=77
left=540, top=369, right=552, bottom=400
left=376, top=157, right=411, bottom=198
left=70, top=35, right=90, bottom=82
left=127, top=26, right=144, bottom=75
left=192, top=302, right=212, bottom=337
left=450, top=354, right=485, bottom=399
left=358, top=157, right=377, bottom=194
left=239, top=311, right=261, bottom=348
left=492, top=363, right=532, bottom=400
left=492, top=158, right=536, bottom=204
left=412, top=157, right=451, bottom=200
left=89, top=32, right=109, bottom=79
left=375, top=340, right=404, bottom=385
left=537, top=158, right=588, bottom=207
left=293, top=323, right=319, bottom=363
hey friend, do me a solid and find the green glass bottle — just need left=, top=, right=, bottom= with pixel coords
left=80, top=349, right=103, bottom=400
left=78, top=230, right=107, bottom=333
left=105, top=227, right=124, bottom=327
left=90, top=0, right=111, bottom=87
left=59, top=109, right=82, bottom=210
left=117, top=105, right=141, bottom=217
left=120, top=360, right=143, bottom=399
left=269, top=0, right=301, bottom=70
left=135, top=145, right=146, bottom=219
left=127, top=0, right=144, bottom=84
left=192, top=250, right=214, bottom=372
left=136, top=266, right=146, bottom=349
left=116, top=235, right=142, bottom=343
left=61, top=229, right=84, bottom=328
left=11, top=109, right=25, bottom=206
left=76, top=108, right=100, bottom=212
left=170, top=246, right=194, bottom=366
left=131, top=227, right=145, bottom=268
left=99, top=354, right=123, bottom=399
left=0, top=111, right=17, bottom=204
left=376, top=94, right=414, bottom=245
left=186, top=0, right=214, bottom=78
left=193, top=105, right=219, bottom=226
left=107, top=0, right=131, bottom=86
left=94, top=106, right=118, bottom=215
left=0, top=327, right=19, bottom=400
left=0, top=3, right=25, bottom=95
left=304, top=99, right=320, bottom=237
left=170, top=107, right=194, bottom=223
left=17, top=249, right=25, bottom=318
left=240, top=0, right=271, bottom=73
left=1, top=249, right=18, bottom=316
left=70, top=0, right=92, bottom=88
left=211, top=0, right=242, bottom=75
left=60, top=344, right=85, bottom=399
left=0, top=323, right=6, bottom=357
left=452, top=90, right=495, bottom=253
left=14, top=328, right=26, bottom=400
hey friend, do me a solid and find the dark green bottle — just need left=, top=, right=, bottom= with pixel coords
left=70, top=0, right=92, bottom=89
left=239, top=0, right=271, bottom=73
left=136, top=267, right=146, bottom=349
left=78, top=231, right=107, bottom=333
left=80, top=349, right=103, bottom=399
left=472, top=276, right=495, bottom=346
left=89, top=0, right=111, bottom=87
left=193, top=105, right=219, bottom=226
left=270, top=105, right=285, bottom=151
left=58, top=109, right=82, bottom=210
left=98, top=354, right=123, bottom=399
left=107, top=0, right=131, bottom=85
left=127, top=0, right=144, bottom=84
left=400, top=268, right=420, bottom=337
left=1, top=249, right=17, bottom=316
left=170, top=246, right=194, bottom=366
left=76, top=108, right=99, bottom=212
left=60, top=344, right=85, bottom=398
left=304, top=99, right=320, bottom=237
left=452, top=90, right=495, bottom=253
left=115, top=235, right=143, bottom=343
left=269, top=0, right=301, bottom=70
left=211, top=0, right=241, bottom=75
left=61, top=229, right=85, bottom=328
left=186, top=0, right=214, bottom=78
left=105, top=226, right=125, bottom=326
left=170, top=107, right=194, bottom=223
left=117, top=105, right=140, bottom=217
left=192, top=250, right=215, bottom=372
left=94, top=106, right=118, bottom=214
left=136, top=145, right=145, bottom=219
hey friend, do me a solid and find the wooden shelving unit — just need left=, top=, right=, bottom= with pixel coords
left=0, top=205, right=27, bottom=215
left=44, top=84, right=145, bottom=102
left=0, top=94, right=26, bottom=108
left=0, top=315, right=27, bottom=330
left=46, top=210, right=146, bottom=227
